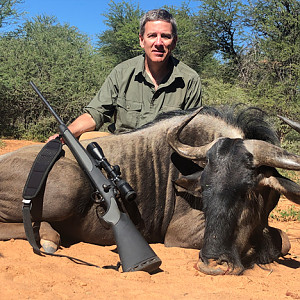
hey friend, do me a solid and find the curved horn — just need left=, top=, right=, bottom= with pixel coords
left=167, top=107, right=217, bottom=161
left=244, top=139, right=300, bottom=170
left=168, top=109, right=300, bottom=168
left=278, top=115, right=300, bottom=134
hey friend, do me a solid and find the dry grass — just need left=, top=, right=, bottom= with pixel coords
left=0, top=139, right=6, bottom=149
left=270, top=205, right=300, bottom=222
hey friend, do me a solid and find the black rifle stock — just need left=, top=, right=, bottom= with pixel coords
left=30, top=81, right=161, bottom=273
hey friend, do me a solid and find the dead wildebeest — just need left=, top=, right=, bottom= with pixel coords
left=0, top=106, right=300, bottom=275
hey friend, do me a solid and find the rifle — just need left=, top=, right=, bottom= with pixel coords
left=30, top=81, right=161, bottom=273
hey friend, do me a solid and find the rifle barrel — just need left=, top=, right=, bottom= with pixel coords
left=30, top=81, right=64, bottom=125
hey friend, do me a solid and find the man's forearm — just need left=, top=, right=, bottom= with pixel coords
left=68, top=113, right=97, bottom=138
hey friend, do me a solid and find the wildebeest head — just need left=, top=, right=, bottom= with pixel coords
left=167, top=107, right=300, bottom=275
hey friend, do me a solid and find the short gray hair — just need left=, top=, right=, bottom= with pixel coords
left=139, top=9, right=177, bottom=37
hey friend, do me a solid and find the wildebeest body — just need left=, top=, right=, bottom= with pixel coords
left=1, top=106, right=300, bottom=275
left=0, top=112, right=207, bottom=245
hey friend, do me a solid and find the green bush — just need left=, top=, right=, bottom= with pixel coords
left=0, top=15, right=108, bottom=141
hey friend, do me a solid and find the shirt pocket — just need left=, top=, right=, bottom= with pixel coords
left=116, top=97, right=142, bottom=129
left=160, top=103, right=182, bottom=113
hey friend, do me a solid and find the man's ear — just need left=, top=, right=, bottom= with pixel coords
left=139, top=34, right=145, bottom=49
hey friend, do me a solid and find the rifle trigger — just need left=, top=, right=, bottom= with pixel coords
left=91, top=191, right=103, bottom=204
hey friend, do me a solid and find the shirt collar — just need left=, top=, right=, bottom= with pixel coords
left=168, top=56, right=182, bottom=80
left=134, top=55, right=182, bottom=79
left=134, top=54, right=146, bottom=78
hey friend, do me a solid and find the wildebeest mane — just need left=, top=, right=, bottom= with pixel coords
left=233, top=105, right=279, bottom=146
left=136, top=105, right=279, bottom=145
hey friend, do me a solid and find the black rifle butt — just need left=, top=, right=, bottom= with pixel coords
left=113, top=212, right=162, bottom=273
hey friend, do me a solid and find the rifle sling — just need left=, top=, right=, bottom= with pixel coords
left=23, top=138, right=63, bottom=200
left=22, top=139, right=101, bottom=268
left=22, top=138, right=64, bottom=254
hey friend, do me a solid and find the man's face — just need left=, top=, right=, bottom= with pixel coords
left=139, top=20, right=177, bottom=64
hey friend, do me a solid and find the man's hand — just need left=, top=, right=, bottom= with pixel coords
left=46, top=113, right=96, bottom=143
left=46, top=134, right=66, bottom=144
left=46, top=134, right=60, bottom=143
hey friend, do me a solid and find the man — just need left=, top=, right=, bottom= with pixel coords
left=47, top=9, right=201, bottom=141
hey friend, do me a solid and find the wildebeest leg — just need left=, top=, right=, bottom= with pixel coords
left=0, top=221, right=60, bottom=253
left=164, top=197, right=205, bottom=249
left=38, top=222, right=61, bottom=253
left=0, top=222, right=28, bottom=240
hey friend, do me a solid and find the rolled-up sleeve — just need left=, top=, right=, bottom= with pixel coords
left=84, top=71, right=118, bottom=130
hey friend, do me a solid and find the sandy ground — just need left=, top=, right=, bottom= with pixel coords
left=1, top=139, right=300, bottom=300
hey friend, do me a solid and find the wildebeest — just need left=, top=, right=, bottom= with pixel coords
left=0, top=106, right=300, bottom=275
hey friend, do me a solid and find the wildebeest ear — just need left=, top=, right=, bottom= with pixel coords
left=173, top=171, right=202, bottom=197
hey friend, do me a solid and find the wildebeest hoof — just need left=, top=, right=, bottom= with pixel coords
left=277, top=228, right=291, bottom=256
left=268, top=226, right=291, bottom=256
left=196, top=258, right=244, bottom=275
left=40, top=239, right=58, bottom=254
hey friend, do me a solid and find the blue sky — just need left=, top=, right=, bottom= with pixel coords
left=20, top=0, right=199, bottom=41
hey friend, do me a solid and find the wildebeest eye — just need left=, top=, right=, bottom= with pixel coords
left=199, top=159, right=208, bottom=168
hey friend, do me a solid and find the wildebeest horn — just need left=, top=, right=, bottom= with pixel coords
left=244, top=139, right=300, bottom=170
left=167, top=109, right=300, bottom=169
left=244, top=115, right=300, bottom=169
left=278, top=115, right=300, bottom=134
left=167, top=107, right=218, bottom=161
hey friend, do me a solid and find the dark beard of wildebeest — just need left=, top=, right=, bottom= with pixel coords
left=1, top=106, right=300, bottom=276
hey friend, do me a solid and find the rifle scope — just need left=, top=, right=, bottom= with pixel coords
left=87, top=142, right=137, bottom=202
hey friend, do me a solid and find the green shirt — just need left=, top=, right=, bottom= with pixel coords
left=84, top=55, right=202, bottom=133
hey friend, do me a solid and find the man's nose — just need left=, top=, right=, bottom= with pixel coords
left=154, top=35, right=163, bottom=45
